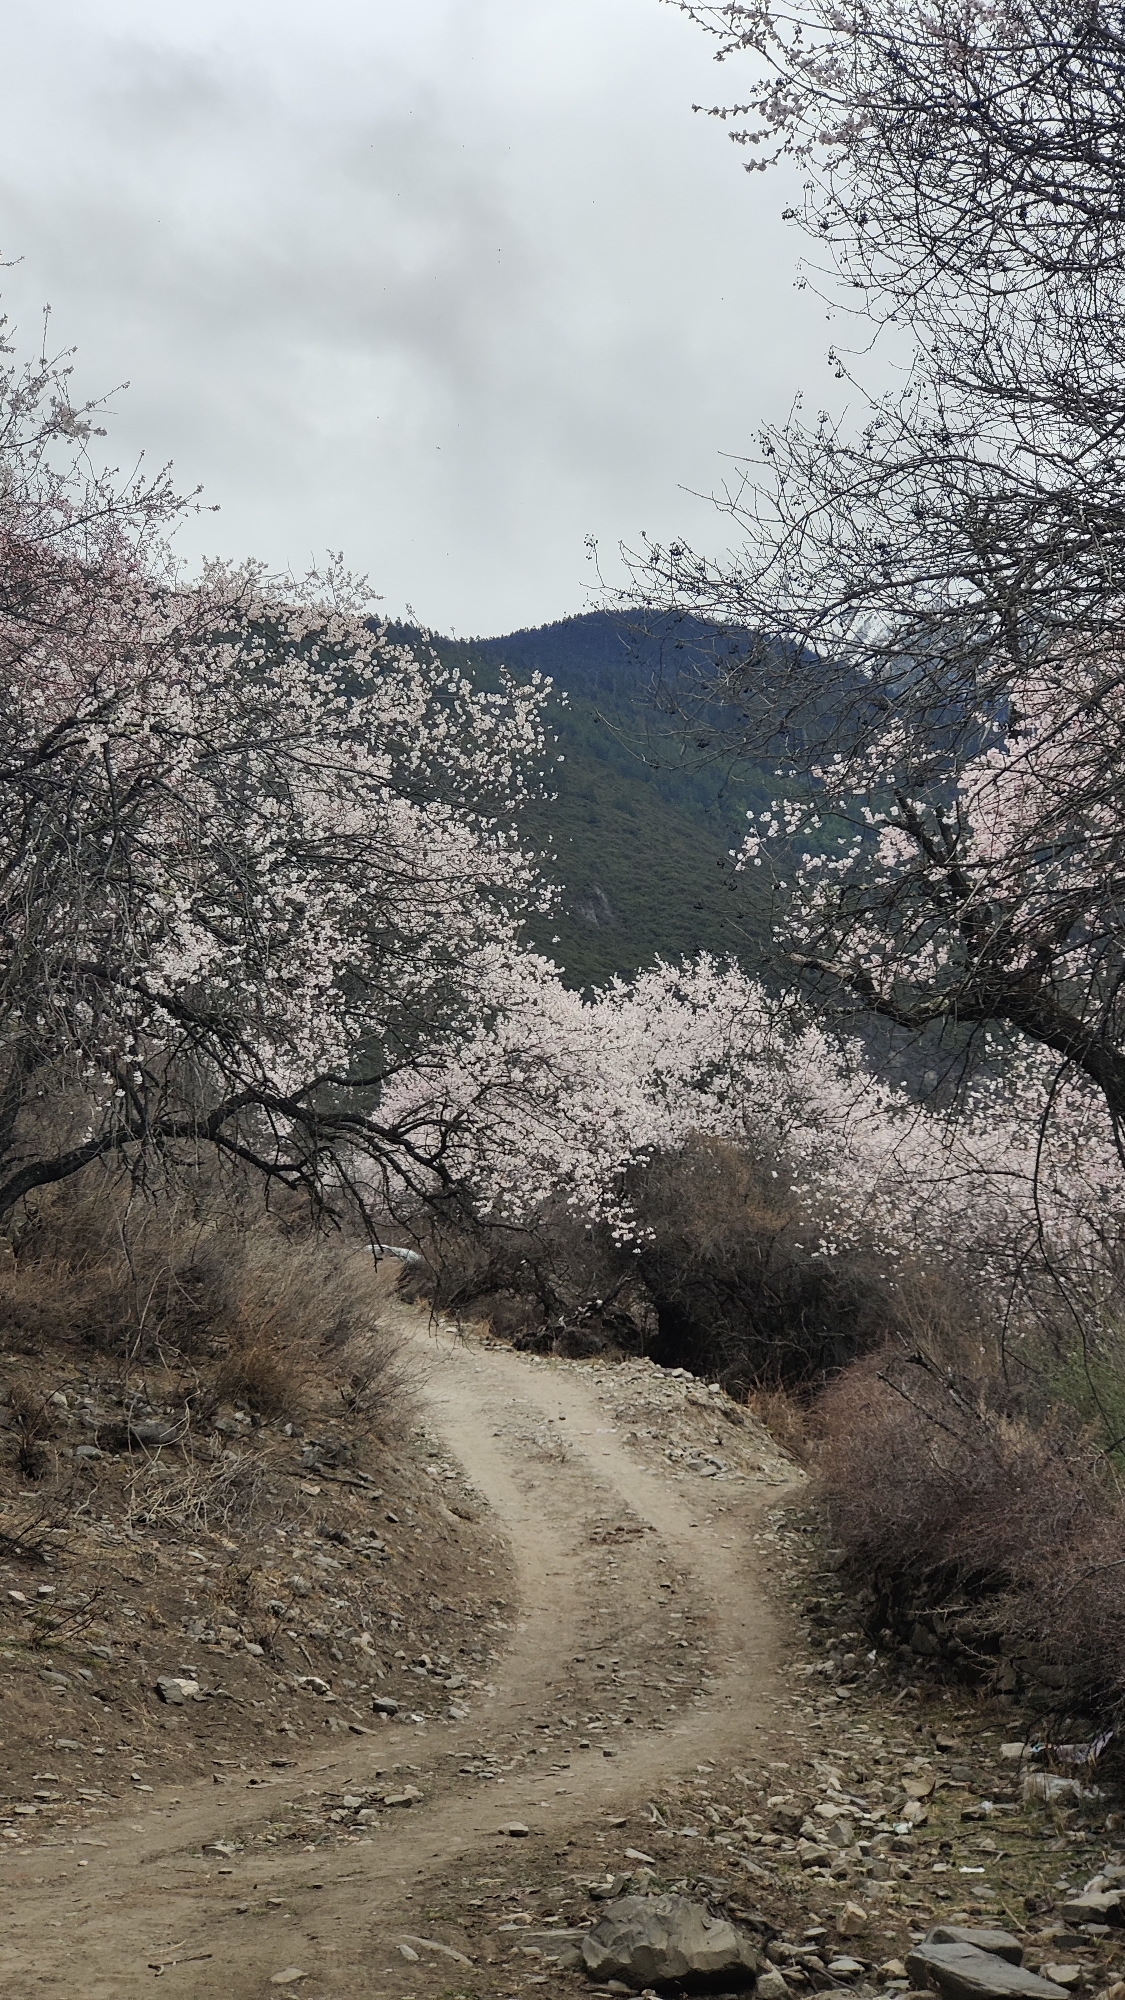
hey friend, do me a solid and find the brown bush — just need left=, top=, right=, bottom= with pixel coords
left=413, top=1136, right=897, bottom=1392
left=815, top=1335, right=1125, bottom=1722
left=626, top=1137, right=896, bottom=1391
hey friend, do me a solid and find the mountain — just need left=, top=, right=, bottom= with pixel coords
left=418, top=611, right=780, bottom=990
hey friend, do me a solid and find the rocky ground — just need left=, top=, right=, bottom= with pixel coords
left=0, top=1299, right=1121, bottom=2000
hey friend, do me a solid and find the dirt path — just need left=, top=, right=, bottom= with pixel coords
left=0, top=1322, right=798, bottom=1998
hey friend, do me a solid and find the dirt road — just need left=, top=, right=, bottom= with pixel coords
left=0, top=1322, right=797, bottom=1998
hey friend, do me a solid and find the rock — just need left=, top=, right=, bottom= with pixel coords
left=928, top=1930, right=1024, bottom=1966
left=127, top=1419, right=181, bottom=1446
left=1041, top=1969, right=1082, bottom=1989
left=382, top=1787, right=422, bottom=1807
left=907, top=1942, right=1070, bottom=2000
left=881, top=1962, right=909, bottom=1980
left=797, top=1839, right=830, bottom=1868
left=827, top=1958, right=867, bottom=1979
left=1000, top=1744, right=1031, bottom=1762
left=503, top=1821, right=530, bottom=1837
left=590, top=1875, right=633, bottom=1901
left=269, top=1972, right=308, bottom=1987
left=757, top=1971, right=791, bottom=2000
left=771, top=1805, right=804, bottom=1836
left=156, top=1676, right=200, bottom=1705
left=903, top=1774, right=937, bottom=1800
left=837, top=1903, right=869, bottom=1937
left=397, top=1945, right=419, bottom=1962
left=581, top=1894, right=759, bottom=1992
left=372, top=1696, right=399, bottom=1715
left=1059, top=1894, right=1124, bottom=1926
left=522, top=1931, right=585, bottom=1971
left=400, top=1936, right=474, bottom=1966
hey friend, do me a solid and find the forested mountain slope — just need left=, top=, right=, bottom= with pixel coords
left=421, top=611, right=777, bottom=989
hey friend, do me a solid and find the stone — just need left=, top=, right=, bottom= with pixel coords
left=797, top=1839, right=830, bottom=1868
left=1059, top=1894, right=1124, bottom=1926
left=1041, top=1970, right=1082, bottom=1989
left=372, top=1696, right=399, bottom=1715
left=127, top=1419, right=181, bottom=1446
left=903, top=1774, right=937, bottom=1800
left=397, top=1944, right=419, bottom=1962
left=838, top=1903, right=869, bottom=1937
left=156, top=1676, right=199, bottom=1705
left=522, top=1931, right=585, bottom=1971
left=581, top=1894, right=759, bottom=1992
left=400, top=1935, right=473, bottom=1966
left=906, top=1942, right=1070, bottom=2000
left=503, top=1821, right=530, bottom=1837
left=827, top=1958, right=867, bottom=1979
left=757, top=1971, right=790, bottom=2000
left=590, top=1874, right=633, bottom=1901
left=269, top=1973, right=308, bottom=1987
left=928, top=1930, right=1024, bottom=1966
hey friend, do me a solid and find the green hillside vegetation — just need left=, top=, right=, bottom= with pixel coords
left=411, top=613, right=779, bottom=990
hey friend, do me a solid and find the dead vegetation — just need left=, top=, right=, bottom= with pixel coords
left=0, top=1164, right=517, bottom=1809
left=411, top=1135, right=896, bottom=1392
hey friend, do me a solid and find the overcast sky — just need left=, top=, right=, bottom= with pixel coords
left=0, top=0, right=836, bottom=636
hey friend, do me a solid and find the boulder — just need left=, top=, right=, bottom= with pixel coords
left=581, top=1894, right=758, bottom=1992
left=907, top=1942, right=1069, bottom=2000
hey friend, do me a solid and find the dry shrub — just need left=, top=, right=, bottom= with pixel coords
left=0, top=1167, right=405, bottom=1432
left=745, top=1384, right=810, bottom=1460
left=815, top=1335, right=1125, bottom=1721
left=124, top=1450, right=268, bottom=1534
left=5, top=1381, right=58, bottom=1480
left=626, top=1136, right=895, bottom=1391
left=411, top=1135, right=896, bottom=1392
left=407, top=1201, right=646, bottom=1357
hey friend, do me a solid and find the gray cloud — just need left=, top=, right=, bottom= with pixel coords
left=0, top=0, right=836, bottom=632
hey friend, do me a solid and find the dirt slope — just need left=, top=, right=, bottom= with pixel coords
left=0, top=1312, right=798, bottom=1997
